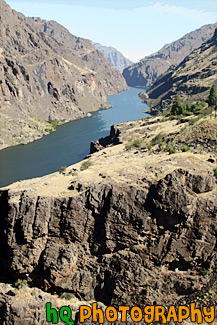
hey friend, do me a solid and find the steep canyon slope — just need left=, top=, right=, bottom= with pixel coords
left=123, top=23, right=217, bottom=87
left=93, top=43, right=133, bottom=73
left=0, top=0, right=127, bottom=149
left=146, top=28, right=217, bottom=109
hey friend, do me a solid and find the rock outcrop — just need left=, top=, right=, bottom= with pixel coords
left=93, top=43, right=133, bottom=73
left=123, top=23, right=217, bottom=87
left=0, top=115, right=216, bottom=323
left=0, top=167, right=216, bottom=307
left=90, top=124, right=122, bottom=153
left=0, top=0, right=127, bottom=149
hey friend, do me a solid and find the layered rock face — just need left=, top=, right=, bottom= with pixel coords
left=123, top=23, right=217, bottom=87
left=93, top=43, right=133, bottom=73
left=146, top=28, right=217, bottom=109
left=0, top=0, right=127, bottom=149
left=0, top=161, right=216, bottom=309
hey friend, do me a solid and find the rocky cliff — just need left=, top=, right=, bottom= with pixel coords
left=146, top=28, right=217, bottom=109
left=0, top=114, right=216, bottom=323
left=123, top=23, right=217, bottom=87
left=0, top=0, right=127, bottom=149
left=93, top=43, right=133, bottom=73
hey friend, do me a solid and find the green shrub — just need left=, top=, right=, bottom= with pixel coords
left=214, top=168, right=217, bottom=178
left=184, top=111, right=193, bottom=116
left=168, top=99, right=207, bottom=118
left=50, top=120, right=58, bottom=130
left=190, top=102, right=206, bottom=115
left=185, top=103, right=192, bottom=112
left=202, top=268, right=210, bottom=278
left=99, top=104, right=104, bottom=109
left=48, top=115, right=59, bottom=130
left=151, top=132, right=165, bottom=146
left=181, top=145, right=190, bottom=152
left=159, top=141, right=166, bottom=149
left=45, top=128, right=52, bottom=132
left=14, top=279, right=28, bottom=289
left=80, top=160, right=93, bottom=171
left=171, top=95, right=184, bottom=115
left=59, top=166, right=67, bottom=174
left=125, top=138, right=143, bottom=150
left=147, top=142, right=152, bottom=151
left=169, top=115, right=176, bottom=120
left=166, top=142, right=176, bottom=154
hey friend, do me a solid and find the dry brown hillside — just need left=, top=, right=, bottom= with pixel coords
left=123, top=23, right=217, bottom=87
left=146, top=28, right=217, bottom=110
left=0, top=0, right=127, bottom=149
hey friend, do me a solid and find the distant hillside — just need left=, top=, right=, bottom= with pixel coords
left=146, top=28, right=217, bottom=110
left=93, top=43, right=133, bottom=73
left=123, top=23, right=217, bottom=87
left=0, top=0, right=127, bottom=149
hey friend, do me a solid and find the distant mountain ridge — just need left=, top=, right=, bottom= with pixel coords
left=0, top=0, right=127, bottom=149
left=93, top=42, right=133, bottom=73
left=123, top=23, right=217, bottom=87
left=146, top=28, right=217, bottom=109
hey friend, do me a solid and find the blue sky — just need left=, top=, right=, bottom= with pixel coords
left=7, top=0, right=217, bottom=62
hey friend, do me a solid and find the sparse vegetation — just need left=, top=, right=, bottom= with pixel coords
left=208, top=85, right=217, bottom=118
left=188, top=116, right=200, bottom=126
left=50, top=120, right=58, bottom=130
left=99, top=104, right=104, bottom=109
left=59, top=166, right=67, bottom=174
left=166, top=142, right=176, bottom=154
left=151, top=132, right=165, bottom=146
left=171, top=95, right=184, bottom=115
left=125, top=138, right=143, bottom=150
left=202, top=268, right=210, bottom=278
left=181, top=145, right=190, bottom=152
left=14, top=279, right=28, bottom=289
left=48, top=115, right=60, bottom=130
left=59, top=292, right=75, bottom=300
left=34, top=123, right=39, bottom=130
left=214, top=168, right=217, bottom=178
left=147, top=142, right=152, bottom=151
left=80, top=160, right=93, bottom=171
left=165, top=95, right=208, bottom=119
left=45, top=128, right=52, bottom=133
left=159, top=141, right=166, bottom=149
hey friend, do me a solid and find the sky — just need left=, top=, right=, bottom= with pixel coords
left=7, top=0, right=217, bottom=62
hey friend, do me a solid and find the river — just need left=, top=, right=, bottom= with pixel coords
left=0, top=87, right=149, bottom=187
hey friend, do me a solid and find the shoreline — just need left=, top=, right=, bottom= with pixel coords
left=0, top=86, right=148, bottom=188
left=0, top=91, right=123, bottom=152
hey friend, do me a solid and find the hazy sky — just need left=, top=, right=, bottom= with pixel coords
left=7, top=0, right=217, bottom=62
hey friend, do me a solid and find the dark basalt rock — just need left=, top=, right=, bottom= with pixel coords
left=0, top=169, right=216, bottom=313
left=90, top=125, right=121, bottom=153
